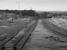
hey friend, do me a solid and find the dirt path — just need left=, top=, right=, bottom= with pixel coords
left=23, top=19, right=56, bottom=50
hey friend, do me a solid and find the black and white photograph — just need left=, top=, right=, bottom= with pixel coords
left=0, top=0, right=67, bottom=50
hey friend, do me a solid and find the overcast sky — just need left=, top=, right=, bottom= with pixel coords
left=0, top=0, right=67, bottom=11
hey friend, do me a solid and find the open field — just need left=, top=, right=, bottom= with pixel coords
left=0, top=17, right=67, bottom=50
left=0, top=10, right=67, bottom=50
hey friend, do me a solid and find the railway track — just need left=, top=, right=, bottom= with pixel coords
left=0, top=20, right=37, bottom=50
left=16, top=21, right=37, bottom=50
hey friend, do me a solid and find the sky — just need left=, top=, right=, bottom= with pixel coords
left=0, top=0, right=67, bottom=11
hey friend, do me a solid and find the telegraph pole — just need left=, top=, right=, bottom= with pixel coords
left=18, top=0, right=21, bottom=10
left=17, top=0, right=21, bottom=16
